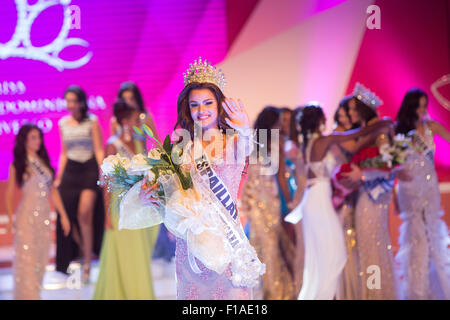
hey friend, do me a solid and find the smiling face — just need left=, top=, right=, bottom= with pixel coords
left=416, top=95, right=428, bottom=120
left=26, top=128, right=42, bottom=154
left=189, top=88, right=219, bottom=130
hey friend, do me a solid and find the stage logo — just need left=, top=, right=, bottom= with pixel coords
left=0, top=0, right=92, bottom=71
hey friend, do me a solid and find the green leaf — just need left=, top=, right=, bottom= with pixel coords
left=178, top=171, right=193, bottom=190
left=163, top=134, right=172, bottom=154
left=133, top=126, right=144, bottom=137
left=146, top=158, right=162, bottom=166
left=142, top=124, right=154, bottom=138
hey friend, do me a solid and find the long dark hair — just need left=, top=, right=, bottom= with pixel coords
left=118, top=81, right=146, bottom=114
left=297, top=104, right=325, bottom=155
left=254, top=106, right=280, bottom=153
left=290, top=106, right=304, bottom=143
left=113, top=99, right=134, bottom=125
left=174, top=82, right=232, bottom=139
left=351, top=97, right=378, bottom=127
left=395, top=88, right=428, bottom=135
left=13, top=124, right=54, bottom=187
left=64, top=85, right=89, bottom=122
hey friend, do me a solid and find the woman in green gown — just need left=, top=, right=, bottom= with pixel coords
left=93, top=100, right=159, bottom=299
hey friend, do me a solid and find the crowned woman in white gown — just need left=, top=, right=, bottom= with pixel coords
left=285, top=104, right=392, bottom=300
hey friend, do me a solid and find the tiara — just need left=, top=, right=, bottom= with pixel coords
left=352, top=82, right=383, bottom=110
left=183, top=57, right=226, bottom=91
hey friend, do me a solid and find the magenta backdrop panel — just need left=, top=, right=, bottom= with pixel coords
left=346, top=0, right=450, bottom=172
left=0, top=0, right=228, bottom=180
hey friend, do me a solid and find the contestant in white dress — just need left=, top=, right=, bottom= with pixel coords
left=285, top=104, right=392, bottom=300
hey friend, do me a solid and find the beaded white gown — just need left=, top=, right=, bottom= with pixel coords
left=396, top=126, right=450, bottom=299
left=285, top=138, right=347, bottom=300
left=13, top=157, right=53, bottom=299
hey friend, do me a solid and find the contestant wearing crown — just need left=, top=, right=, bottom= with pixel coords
left=338, top=83, right=408, bottom=299
left=121, top=58, right=264, bottom=300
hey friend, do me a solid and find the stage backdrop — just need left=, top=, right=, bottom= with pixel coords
left=0, top=0, right=230, bottom=179
left=0, top=0, right=449, bottom=181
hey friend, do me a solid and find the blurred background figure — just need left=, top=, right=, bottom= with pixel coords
left=331, top=96, right=361, bottom=300
left=55, top=85, right=105, bottom=283
left=241, top=106, right=295, bottom=300
left=94, top=100, right=159, bottom=299
left=112, top=81, right=160, bottom=143
left=112, top=81, right=176, bottom=265
left=283, top=106, right=307, bottom=297
left=342, top=89, right=401, bottom=300
left=277, top=107, right=297, bottom=248
left=5, top=124, right=71, bottom=299
left=395, top=88, right=450, bottom=300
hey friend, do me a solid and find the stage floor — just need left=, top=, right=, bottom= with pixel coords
left=0, top=258, right=176, bottom=300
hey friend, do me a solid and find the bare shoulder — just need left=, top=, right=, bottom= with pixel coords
left=58, top=115, right=71, bottom=127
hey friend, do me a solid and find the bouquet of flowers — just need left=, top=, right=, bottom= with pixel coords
left=332, top=134, right=412, bottom=207
left=354, top=134, right=412, bottom=170
left=101, top=124, right=192, bottom=198
left=100, top=125, right=265, bottom=288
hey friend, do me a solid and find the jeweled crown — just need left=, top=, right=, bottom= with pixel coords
left=353, top=82, right=383, bottom=110
left=183, top=57, right=226, bottom=91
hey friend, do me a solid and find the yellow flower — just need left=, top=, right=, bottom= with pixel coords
left=148, top=148, right=162, bottom=160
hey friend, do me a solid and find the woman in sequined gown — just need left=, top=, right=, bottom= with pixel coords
left=395, top=89, right=450, bottom=299
left=93, top=101, right=159, bottom=300
left=139, top=77, right=256, bottom=299
left=5, top=124, right=71, bottom=300
left=346, top=96, right=400, bottom=300
left=241, top=107, right=295, bottom=300
left=332, top=99, right=361, bottom=300
left=284, top=104, right=391, bottom=300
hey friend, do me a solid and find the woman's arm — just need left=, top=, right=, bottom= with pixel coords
left=428, top=120, right=450, bottom=143
left=55, top=126, right=67, bottom=187
left=277, top=143, right=292, bottom=204
left=311, top=119, right=392, bottom=161
left=92, top=119, right=105, bottom=167
left=50, top=186, right=71, bottom=236
left=5, top=164, right=17, bottom=233
left=339, top=134, right=377, bottom=154
left=330, top=119, right=392, bottom=145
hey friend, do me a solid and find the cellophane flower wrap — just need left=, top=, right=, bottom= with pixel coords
left=100, top=125, right=265, bottom=288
